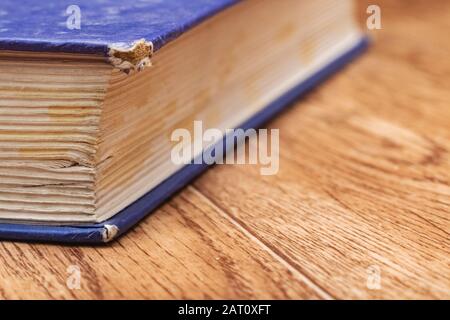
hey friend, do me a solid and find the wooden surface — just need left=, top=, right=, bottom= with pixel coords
left=1, top=0, right=449, bottom=299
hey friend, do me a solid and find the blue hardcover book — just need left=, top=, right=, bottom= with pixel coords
left=0, top=0, right=368, bottom=243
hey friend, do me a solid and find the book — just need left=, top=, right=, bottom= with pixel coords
left=0, top=0, right=368, bottom=243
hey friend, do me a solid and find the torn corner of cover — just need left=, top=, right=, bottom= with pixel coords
left=108, top=39, right=154, bottom=74
left=102, top=224, right=120, bottom=243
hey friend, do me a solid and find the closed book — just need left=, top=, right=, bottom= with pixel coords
left=0, top=0, right=368, bottom=243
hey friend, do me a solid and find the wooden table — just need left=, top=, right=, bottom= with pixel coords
left=1, top=0, right=449, bottom=299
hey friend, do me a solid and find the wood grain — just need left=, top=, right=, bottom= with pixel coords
left=0, top=0, right=449, bottom=299
left=0, top=187, right=324, bottom=299
left=195, top=0, right=450, bottom=299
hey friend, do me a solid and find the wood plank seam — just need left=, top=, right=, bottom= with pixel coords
left=189, top=186, right=335, bottom=299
